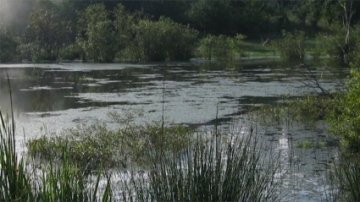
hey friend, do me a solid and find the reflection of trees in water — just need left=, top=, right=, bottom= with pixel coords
left=0, top=67, right=158, bottom=113
left=0, top=60, right=348, bottom=115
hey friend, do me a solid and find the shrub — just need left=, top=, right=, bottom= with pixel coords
left=315, top=25, right=360, bottom=66
left=327, top=70, right=360, bottom=151
left=271, top=31, right=305, bottom=62
left=196, top=33, right=245, bottom=61
left=76, top=4, right=115, bottom=62
left=17, top=43, right=42, bottom=62
left=131, top=17, right=198, bottom=61
left=59, top=43, right=82, bottom=61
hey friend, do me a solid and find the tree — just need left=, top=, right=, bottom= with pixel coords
left=0, top=29, right=17, bottom=62
left=113, top=4, right=136, bottom=57
left=337, top=0, right=355, bottom=64
left=132, top=17, right=198, bottom=61
left=187, top=0, right=233, bottom=35
left=77, top=4, right=115, bottom=62
left=24, top=1, right=70, bottom=61
left=321, top=0, right=360, bottom=65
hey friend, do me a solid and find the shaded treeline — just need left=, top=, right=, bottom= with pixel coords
left=1, top=0, right=360, bottom=63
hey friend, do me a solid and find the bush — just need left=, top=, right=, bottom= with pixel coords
left=315, top=25, right=360, bottom=66
left=76, top=4, right=115, bottom=62
left=196, top=34, right=245, bottom=61
left=131, top=17, right=198, bottom=61
left=327, top=71, right=360, bottom=151
left=17, top=43, right=40, bottom=62
left=271, top=31, right=305, bottom=62
left=59, top=43, right=82, bottom=61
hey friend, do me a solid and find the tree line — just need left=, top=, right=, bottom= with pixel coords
left=0, top=0, right=359, bottom=63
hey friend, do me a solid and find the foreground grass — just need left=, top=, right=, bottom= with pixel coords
left=124, top=131, right=280, bottom=201
left=0, top=110, right=111, bottom=201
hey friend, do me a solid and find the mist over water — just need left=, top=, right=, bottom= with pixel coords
left=0, top=0, right=36, bottom=31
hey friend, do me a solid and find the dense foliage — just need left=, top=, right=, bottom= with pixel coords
left=271, top=31, right=305, bottom=62
left=2, top=0, right=360, bottom=63
left=196, top=34, right=245, bottom=61
left=327, top=70, right=360, bottom=150
left=330, top=155, right=360, bottom=201
left=129, top=17, right=198, bottom=61
left=77, top=4, right=115, bottom=62
left=0, top=29, right=17, bottom=62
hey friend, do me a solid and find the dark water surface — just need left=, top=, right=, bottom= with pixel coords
left=0, top=61, right=347, bottom=201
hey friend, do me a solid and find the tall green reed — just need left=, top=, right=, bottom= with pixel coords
left=0, top=75, right=111, bottom=201
left=33, top=152, right=112, bottom=202
left=0, top=74, right=34, bottom=201
left=124, top=130, right=280, bottom=202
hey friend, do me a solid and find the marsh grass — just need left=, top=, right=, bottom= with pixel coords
left=254, top=96, right=335, bottom=127
left=124, top=131, right=280, bottom=202
left=0, top=111, right=112, bottom=201
left=32, top=153, right=112, bottom=202
left=27, top=122, right=192, bottom=172
left=0, top=110, right=34, bottom=201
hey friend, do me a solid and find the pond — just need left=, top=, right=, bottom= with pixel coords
left=0, top=60, right=347, bottom=201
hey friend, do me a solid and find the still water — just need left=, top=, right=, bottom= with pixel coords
left=0, top=60, right=347, bottom=201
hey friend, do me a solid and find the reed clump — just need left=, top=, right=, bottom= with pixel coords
left=27, top=123, right=192, bottom=172
left=0, top=79, right=110, bottom=201
left=124, top=131, right=280, bottom=202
